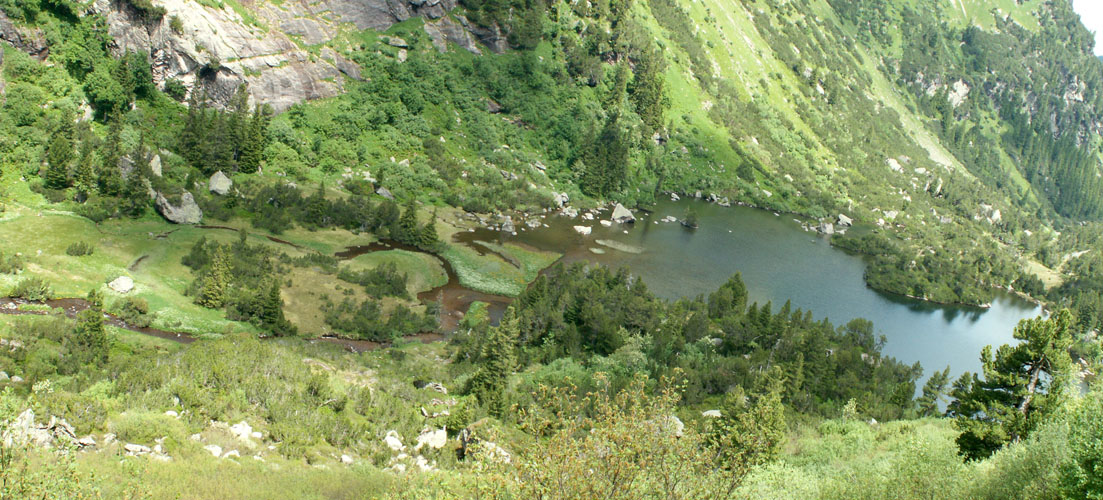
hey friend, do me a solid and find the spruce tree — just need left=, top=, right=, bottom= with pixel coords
left=238, top=104, right=267, bottom=174
left=44, top=126, right=74, bottom=189
left=197, top=245, right=231, bottom=308
left=98, top=114, right=125, bottom=196
left=69, top=289, right=109, bottom=369
left=73, top=141, right=98, bottom=200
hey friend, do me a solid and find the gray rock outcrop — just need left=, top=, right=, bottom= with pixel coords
left=109, top=276, right=135, bottom=294
left=87, top=0, right=500, bottom=111
left=209, top=171, right=232, bottom=195
left=155, top=191, right=203, bottom=224
left=376, top=186, right=395, bottom=200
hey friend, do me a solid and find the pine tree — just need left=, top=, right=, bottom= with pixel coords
left=949, top=309, right=1075, bottom=460
left=397, top=198, right=420, bottom=245
left=44, top=126, right=74, bottom=189
left=917, top=365, right=952, bottom=417
left=98, top=114, right=125, bottom=196
left=197, top=245, right=231, bottom=308
left=629, top=45, right=667, bottom=134
left=261, top=281, right=296, bottom=336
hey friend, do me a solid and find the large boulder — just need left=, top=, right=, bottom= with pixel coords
left=573, top=225, right=592, bottom=236
left=611, top=203, right=635, bottom=223
left=150, top=154, right=162, bottom=177
left=108, top=276, right=134, bottom=294
left=837, top=214, right=853, bottom=227
left=155, top=191, right=203, bottom=224
left=376, top=186, right=395, bottom=200
left=415, top=428, right=447, bottom=450
left=209, top=171, right=232, bottom=195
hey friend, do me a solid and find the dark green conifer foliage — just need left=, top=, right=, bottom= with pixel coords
left=949, top=309, right=1075, bottom=460
left=44, top=125, right=74, bottom=189
left=465, top=307, right=519, bottom=416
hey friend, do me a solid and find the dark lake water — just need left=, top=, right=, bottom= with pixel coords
left=464, top=198, right=1042, bottom=382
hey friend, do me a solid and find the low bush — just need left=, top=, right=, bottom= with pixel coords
left=10, top=277, right=52, bottom=301
left=65, top=241, right=94, bottom=256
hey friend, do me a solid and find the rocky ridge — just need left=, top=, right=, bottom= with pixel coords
left=84, top=0, right=499, bottom=110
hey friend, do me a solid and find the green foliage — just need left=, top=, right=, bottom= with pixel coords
left=337, top=261, right=409, bottom=299
left=163, top=78, right=187, bottom=101
left=916, top=365, right=951, bottom=417
left=64, top=240, right=94, bottom=256
left=706, top=369, right=788, bottom=488
left=1059, top=388, right=1103, bottom=499
left=464, top=307, right=518, bottom=416
left=949, top=309, right=1076, bottom=460
left=9, top=277, right=52, bottom=301
left=0, top=251, right=26, bottom=274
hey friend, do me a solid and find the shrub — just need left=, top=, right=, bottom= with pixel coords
left=10, top=277, right=52, bottom=301
left=65, top=241, right=94, bottom=256
left=108, top=411, right=187, bottom=445
left=0, top=252, right=25, bottom=274
left=164, top=78, right=187, bottom=101
left=112, top=297, right=152, bottom=328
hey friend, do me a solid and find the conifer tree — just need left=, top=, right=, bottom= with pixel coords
left=73, top=141, right=98, bottom=200
left=70, top=288, right=109, bottom=368
left=949, top=309, right=1075, bottom=460
left=238, top=104, right=267, bottom=174
left=707, top=368, right=788, bottom=492
left=465, top=307, right=519, bottom=416
left=916, top=366, right=952, bottom=417
left=44, top=126, right=74, bottom=189
left=197, top=245, right=231, bottom=308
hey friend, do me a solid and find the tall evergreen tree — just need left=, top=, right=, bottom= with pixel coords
left=949, top=309, right=1075, bottom=460
left=196, top=245, right=231, bottom=308
left=44, top=125, right=74, bottom=189
left=917, top=365, right=952, bottom=417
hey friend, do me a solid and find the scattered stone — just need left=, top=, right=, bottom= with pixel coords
left=500, top=216, right=515, bottom=233
left=108, top=276, right=135, bottom=294
left=209, top=171, right=232, bottom=195
left=376, top=187, right=395, bottom=200
left=701, top=410, right=722, bottom=418
left=125, top=443, right=152, bottom=455
left=600, top=220, right=612, bottom=227
left=415, top=428, right=448, bottom=450
left=611, top=203, right=635, bottom=223
left=77, top=435, right=97, bottom=448
left=384, top=430, right=405, bottom=451
left=229, top=421, right=255, bottom=443
left=341, top=454, right=354, bottom=465
left=154, top=191, right=203, bottom=224
left=670, top=192, right=680, bottom=201
left=552, top=192, right=569, bottom=208
left=837, top=214, right=853, bottom=227
left=10, top=375, right=23, bottom=384
left=204, top=444, right=223, bottom=457
left=189, top=433, right=202, bottom=441
left=164, top=410, right=179, bottom=418
left=103, top=433, right=116, bottom=444
left=396, top=48, right=407, bottom=63
left=818, top=222, right=835, bottom=235
left=573, top=225, right=592, bottom=236
left=222, top=449, right=240, bottom=459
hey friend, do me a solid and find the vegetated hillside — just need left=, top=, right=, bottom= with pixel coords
left=1, top=0, right=1103, bottom=498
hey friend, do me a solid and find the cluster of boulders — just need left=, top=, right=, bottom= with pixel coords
left=1, top=409, right=95, bottom=451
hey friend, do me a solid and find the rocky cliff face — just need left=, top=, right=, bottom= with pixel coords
left=90, top=0, right=494, bottom=111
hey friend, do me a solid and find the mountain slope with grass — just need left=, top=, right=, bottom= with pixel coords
left=0, top=0, right=1102, bottom=498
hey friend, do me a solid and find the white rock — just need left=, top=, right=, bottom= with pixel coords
left=341, top=454, right=354, bottom=465
left=384, top=430, right=405, bottom=451
left=10, top=376, right=23, bottom=384
left=103, top=433, right=116, bottom=444
left=250, top=431, right=262, bottom=440
left=204, top=444, right=223, bottom=457
left=701, top=410, right=722, bottom=418
left=611, top=203, right=635, bottom=223
left=600, top=220, right=612, bottom=227
left=125, top=443, right=151, bottom=455
left=415, top=428, right=447, bottom=450
left=209, top=171, right=232, bottom=195
left=223, top=449, right=240, bottom=459
left=108, top=276, right=134, bottom=294
left=573, top=225, right=592, bottom=236
left=164, top=410, right=178, bottom=418
left=229, top=421, right=253, bottom=442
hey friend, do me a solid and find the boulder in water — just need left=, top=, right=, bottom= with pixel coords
left=611, top=203, right=635, bottom=223
left=573, top=225, right=592, bottom=236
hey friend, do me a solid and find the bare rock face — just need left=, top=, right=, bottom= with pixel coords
left=89, top=0, right=496, bottom=111
left=155, top=191, right=202, bottom=224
